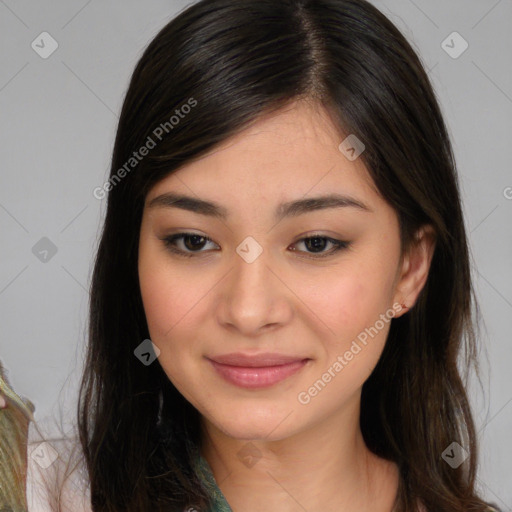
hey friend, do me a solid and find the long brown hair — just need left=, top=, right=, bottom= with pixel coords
left=68, top=0, right=501, bottom=510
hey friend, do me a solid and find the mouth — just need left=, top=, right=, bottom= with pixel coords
left=206, top=353, right=310, bottom=389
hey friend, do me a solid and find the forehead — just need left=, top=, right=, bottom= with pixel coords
left=145, top=100, right=379, bottom=211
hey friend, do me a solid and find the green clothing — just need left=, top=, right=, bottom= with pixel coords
left=192, top=450, right=233, bottom=512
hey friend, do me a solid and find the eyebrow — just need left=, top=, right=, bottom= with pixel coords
left=147, top=192, right=372, bottom=220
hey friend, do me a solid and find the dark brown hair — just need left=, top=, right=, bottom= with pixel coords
left=69, top=0, right=500, bottom=510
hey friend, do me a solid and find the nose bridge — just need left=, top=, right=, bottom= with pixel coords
left=217, top=241, right=287, bottom=333
left=235, top=242, right=268, bottom=287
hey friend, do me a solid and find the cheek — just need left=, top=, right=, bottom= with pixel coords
left=138, top=261, right=200, bottom=389
left=303, top=262, right=388, bottom=335
left=138, top=236, right=209, bottom=341
left=138, top=249, right=216, bottom=392
left=300, top=251, right=397, bottom=368
left=138, top=236, right=201, bottom=346
left=139, top=266, right=179, bottom=338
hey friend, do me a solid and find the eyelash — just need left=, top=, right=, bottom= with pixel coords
left=161, top=232, right=351, bottom=259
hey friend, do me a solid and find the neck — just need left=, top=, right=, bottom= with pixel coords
left=199, top=396, right=399, bottom=512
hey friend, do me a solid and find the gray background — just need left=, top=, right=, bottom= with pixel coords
left=1, top=0, right=510, bottom=509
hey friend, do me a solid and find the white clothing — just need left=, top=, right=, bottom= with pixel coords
left=26, top=423, right=92, bottom=512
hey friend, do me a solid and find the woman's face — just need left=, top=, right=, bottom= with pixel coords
left=138, top=100, right=428, bottom=441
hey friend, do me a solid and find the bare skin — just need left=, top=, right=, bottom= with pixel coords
left=138, top=99, right=435, bottom=511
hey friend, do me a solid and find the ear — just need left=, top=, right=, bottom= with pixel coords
left=392, top=224, right=437, bottom=318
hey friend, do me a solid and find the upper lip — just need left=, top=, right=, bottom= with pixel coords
left=207, top=353, right=309, bottom=367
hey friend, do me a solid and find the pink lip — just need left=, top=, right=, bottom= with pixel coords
left=207, top=353, right=310, bottom=389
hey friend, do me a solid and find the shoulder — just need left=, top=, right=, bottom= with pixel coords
left=26, top=426, right=92, bottom=512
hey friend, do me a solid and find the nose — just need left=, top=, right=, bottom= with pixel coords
left=215, top=247, right=293, bottom=337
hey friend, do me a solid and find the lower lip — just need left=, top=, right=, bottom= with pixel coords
left=208, top=359, right=309, bottom=389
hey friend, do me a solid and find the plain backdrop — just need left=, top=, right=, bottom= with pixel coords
left=0, top=0, right=511, bottom=509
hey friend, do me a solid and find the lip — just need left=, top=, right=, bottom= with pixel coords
left=207, top=353, right=310, bottom=389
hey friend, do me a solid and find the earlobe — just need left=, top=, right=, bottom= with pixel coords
left=393, top=224, right=437, bottom=317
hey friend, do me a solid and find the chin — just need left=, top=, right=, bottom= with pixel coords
left=204, top=401, right=301, bottom=441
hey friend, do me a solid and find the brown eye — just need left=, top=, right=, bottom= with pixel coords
left=162, top=233, right=218, bottom=257
left=290, top=235, right=350, bottom=258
